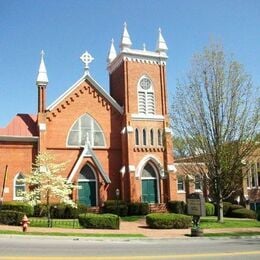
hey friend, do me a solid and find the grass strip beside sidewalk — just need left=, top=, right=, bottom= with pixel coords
left=204, top=231, right=260, bottom=237
left=0, top=229, right=145, bottom=238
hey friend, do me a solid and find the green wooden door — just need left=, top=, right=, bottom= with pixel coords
left=142, top=179, right=158, bottom=203
left=78, top=181, right=96, bottom=206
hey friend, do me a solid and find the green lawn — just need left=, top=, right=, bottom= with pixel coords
left=200, top=217, right=260, bottom=229
left=23, top=216, right=260, bottom=230
left=121, top=215, right=144, bottom=222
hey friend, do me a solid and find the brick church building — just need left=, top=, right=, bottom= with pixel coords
left=0, top=24, right=178, bottom=207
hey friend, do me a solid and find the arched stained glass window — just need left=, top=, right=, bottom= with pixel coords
left=14, top=173, right=25, bottom=199
left=135, top=128, right=139, bottom=145
left=142, top=164, right=157, bottom=178
left=79, top=164, right=96, bottom=180
left=158, top=129, right=162, bottom=146
left=67, top=114, right=105, bottom=147
left=143, top=129, right=147, bottom=146
left=150, top=129, right=154, bottom=146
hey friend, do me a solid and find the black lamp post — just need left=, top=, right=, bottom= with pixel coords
left=116, top=188, right=120, bottom=216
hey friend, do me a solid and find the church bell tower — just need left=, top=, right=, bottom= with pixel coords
left=107, top=24, right=176, bottom=203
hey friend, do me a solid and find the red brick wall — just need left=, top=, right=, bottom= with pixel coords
left=0, top=141, right=37, bottom=201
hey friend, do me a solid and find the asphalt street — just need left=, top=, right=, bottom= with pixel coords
left=0, top=236, right=260, bottom=259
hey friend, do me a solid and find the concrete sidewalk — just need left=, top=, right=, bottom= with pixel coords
left=0, top=218, right=259, bottom=238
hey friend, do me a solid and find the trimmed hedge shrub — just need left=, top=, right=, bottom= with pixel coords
left=223, top=202, right=232, bottom=216
left=1, top=202, right=34, bottom=217
left=167, top=201, right=186, bottom=214
left=205, top=203, right=215, bottom=216
left=146, top=213, right=192, bottom=229
left=0, top=210, right=24, bottom=225
left=102, top=200, right=128, bottom=217
left=128, top=202, right=149, bottom=216
left=226, top=204, right=244, bottom=217
left=34, top=203, right=88, bottom=218
left=78, top=213, right=120, bottom=229
left=229, top=208, right=256, bottom=219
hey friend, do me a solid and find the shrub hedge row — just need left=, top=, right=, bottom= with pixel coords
left=229, top=208, right=256, bottom=219
left=1, top=202, right=34, bottom=217
left=146, top=213, right=191, bottom=229
left=205, top=203, right=215, bottom=216
left=102, top=201, right=149, bottom=216
left=34, top=203, right=88, bottom=219
left=78, top=213, right=120, bottom=229
left=167, top=201, right=187, bottom=214
left=0, top=210, right=24, bottom=225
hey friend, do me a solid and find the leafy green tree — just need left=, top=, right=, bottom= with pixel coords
left=172, top=42, right=259, bottom=222
left=21, top=152, right=77, bottom=227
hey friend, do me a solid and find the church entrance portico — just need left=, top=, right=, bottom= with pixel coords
left=78, top=164, right=97, bottom=206
left=141, top=163, right=160, bottom=203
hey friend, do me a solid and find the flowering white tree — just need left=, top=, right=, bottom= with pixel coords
left=21, top=152, right=77, bottom=227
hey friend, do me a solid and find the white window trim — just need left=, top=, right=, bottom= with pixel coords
left=13, top=172, right=25, bottom=201
left=177, top=176, right=186, bottom=193
left=66, top=113, right=106, bottom=148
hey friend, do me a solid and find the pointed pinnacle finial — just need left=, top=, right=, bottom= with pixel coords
left=120, top=22, right=132, bottom=51
left=36, top=50, right=48, bottom=86
left=156, top=27, right=168, bottom=54
left=107, top=38, right=117, bottom=64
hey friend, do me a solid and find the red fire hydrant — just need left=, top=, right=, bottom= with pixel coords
left=21, top=215, right=30, bottom=232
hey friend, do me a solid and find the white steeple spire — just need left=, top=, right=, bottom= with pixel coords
left=107, top=38, right=117, bottom=64
left=36, top=50, right=48, bottom=86
left=120, top=22, right=132, bottom=51
left=156, top=28, right=168, bottom=54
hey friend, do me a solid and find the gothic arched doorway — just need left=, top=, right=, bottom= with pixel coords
left=141, top=163, right=159, bottom=203
left=78, top=164, right=97, bottom=206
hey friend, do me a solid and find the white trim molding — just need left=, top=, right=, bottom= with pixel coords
left=121, top=126, right=134, bottom=134
left=135, top=155, right=164, bottom=179
left=0, top=135, right=38, bottom=142
left=131, top=114, right=164, bottom=121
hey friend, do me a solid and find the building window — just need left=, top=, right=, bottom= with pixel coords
left=138, top=76, right=155, bottom=115
left=177, top=176, right=185, bottom=192
left=135, top=128, right=139, bottom=145
left=251, top=163, right=256, bottom=188
left=67, top=114, right=105, bottom=147
left=14, top=173, right=25, bottom=200
left=158, top=129, right=162, bottom=146
left=247, top=162, right=259, bottom=189
left=143, top=129, right=147, bottom=146
left=195, top=174, right=202, bottom=191
left=257, top=162, right=260, bottom=187
left=150, top=129, right=154, bottom=146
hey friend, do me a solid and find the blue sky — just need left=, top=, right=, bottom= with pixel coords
left=0, top=0, right=260, bottom=127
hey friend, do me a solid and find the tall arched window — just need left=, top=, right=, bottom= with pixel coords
left=67, top=114, right=105, bottom=147
left=158, top=129, right=162, bottom=146
left=138, top=76, right=155, bottom=115
left=14, top=173, right=25, bottom=200
left=150, top=129, right=154, bottom=146
left=135, top=128, right=139, bottom=145
left=143, top=129, right=147, bottom=146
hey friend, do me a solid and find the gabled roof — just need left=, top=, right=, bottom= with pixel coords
left=0, top=114, right=38, bottom=137
left=68, top=142, right=111, bottom=184
left=47, top=74, right=123, bottom=114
